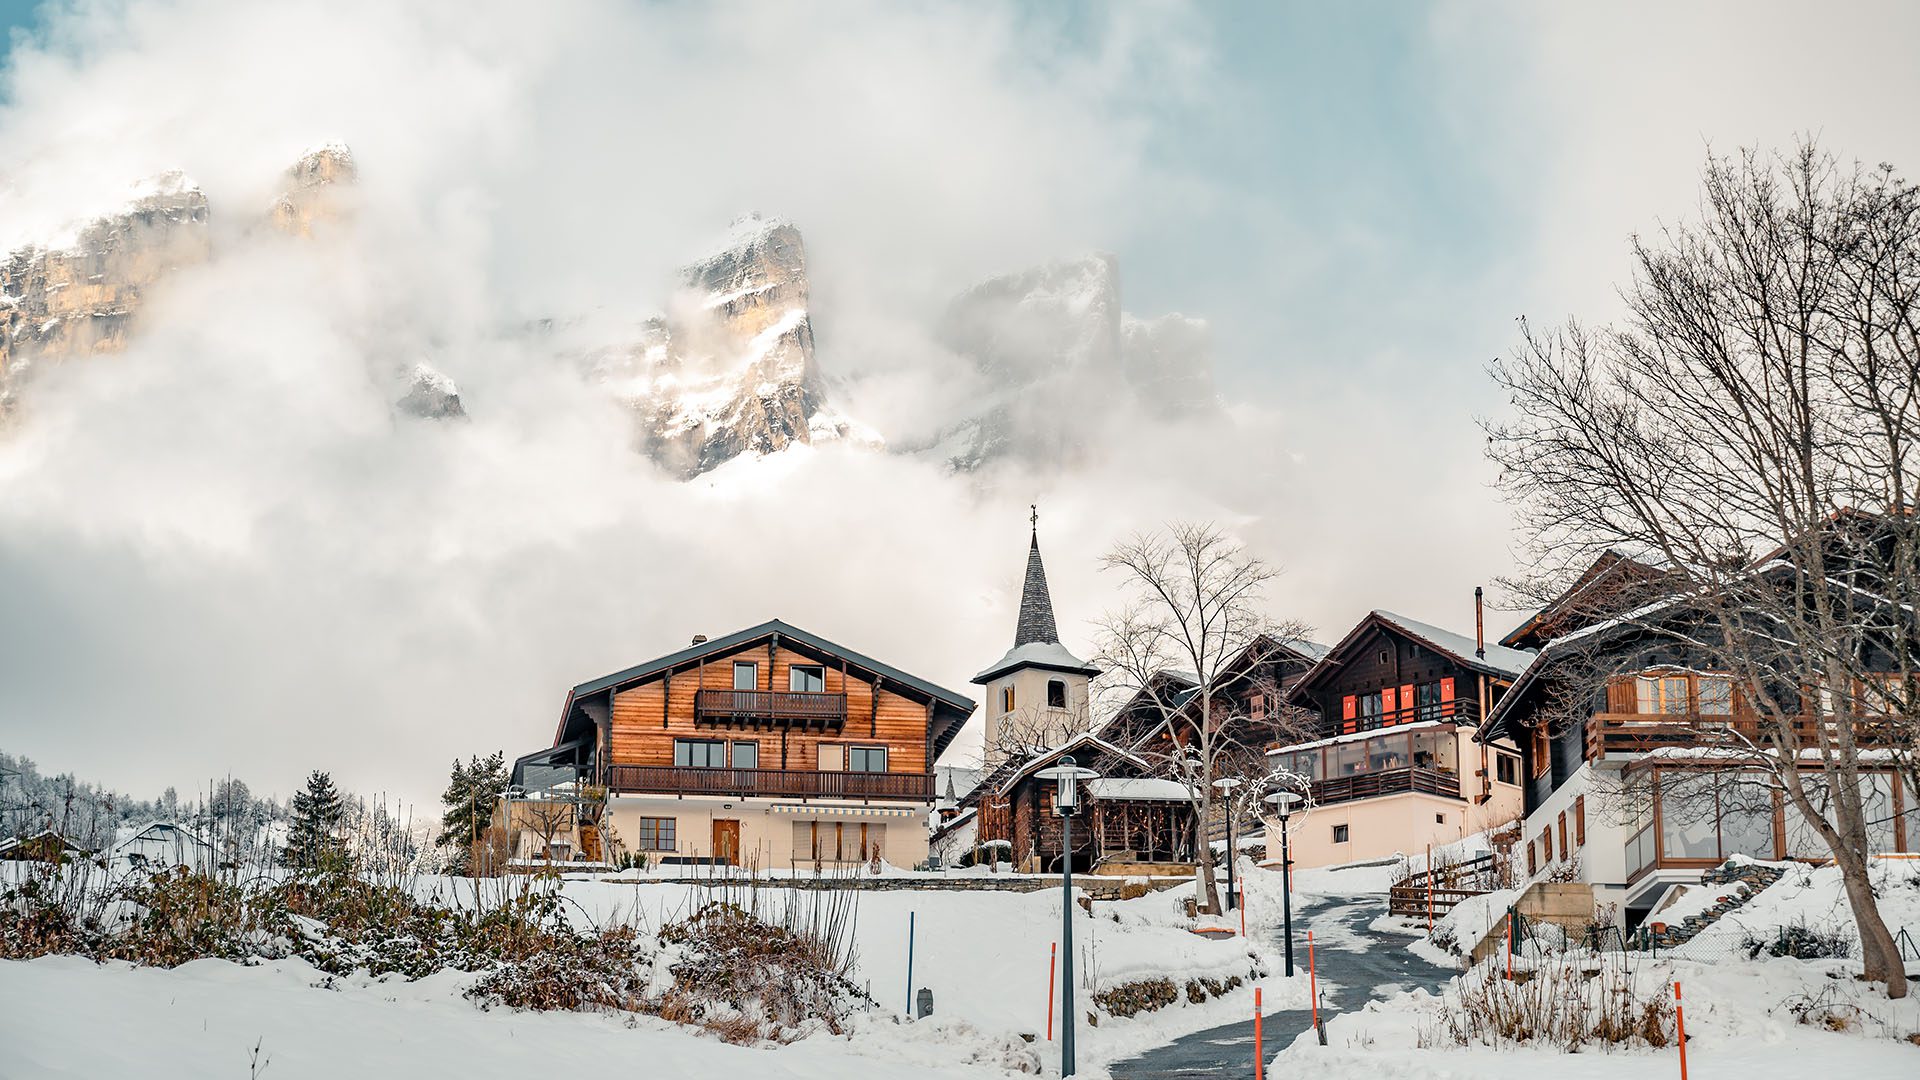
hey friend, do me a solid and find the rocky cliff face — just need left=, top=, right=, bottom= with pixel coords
left=269, top=142, right=358, bottom=237
left=0, top=172, right=212, bottom=407
left=935, top=253, right=1216, bottom=470
left=586, top=214, right=868, bottom=478
left=0, top=144, right=464, bottom=422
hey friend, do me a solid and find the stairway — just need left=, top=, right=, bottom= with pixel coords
left=1645, top=859, right=1789, bottom=949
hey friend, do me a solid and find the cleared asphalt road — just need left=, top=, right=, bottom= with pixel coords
left=1108, top=895, right=1457, bottom=1079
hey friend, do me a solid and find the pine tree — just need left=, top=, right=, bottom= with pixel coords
left=436, top=752, right=507, bottom=875
left=283, top=771, right=345, bottom=870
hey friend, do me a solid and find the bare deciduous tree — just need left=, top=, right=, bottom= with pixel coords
left=1487, top=142, right=1919, bottom=997
left=1094, top=521, right=1311, bottom=914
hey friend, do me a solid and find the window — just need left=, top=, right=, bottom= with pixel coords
left=1496, top=754, right=1520, bottom=785
left=792, top=820, right=885, bottom=863
left=789, top=665, right=826, bottom=692
left=730, top=741, right=759, bottom=769
left=1358, top=691, right=1383, bottom=726
left=733, top=662, right=758, bottom=691
left=674, top=739, right=728, bottom=768
left=1414, top=681, right=1444, bottom=722
left=1332, top=824, right=1350, bottom=844
left=1696, top=676, right=1733, bottom=715
left=818, top=743, right=844, bottom=771
left=1001, top=686, right=1016, bottom=713
left=1249, top=692, right=1266, bottom=720
left=847, top=746, right=888, bottom=772
left=1435, top=813, right=1446, bottom=825
left=1047, top=679, right=1067, bottom=709
left=1635, top=674, right=1691, bottom=714
left=634, top=817, right=677, bottom=851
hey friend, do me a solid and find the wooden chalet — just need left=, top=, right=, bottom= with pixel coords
left=959, top=732, right=1197, bottom=872
left=512, top=619, right=975, bottom=869
left=1263, top=609, right=1531, bottom=868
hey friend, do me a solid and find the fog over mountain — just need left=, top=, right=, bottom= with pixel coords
left=4, top=0, right=1915, bottom=805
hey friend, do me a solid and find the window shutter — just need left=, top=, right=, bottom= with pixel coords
left=1607, top=677, right=1635, bottom=713
left=1380, top=686, right=1396, bottom=725
left=1557, top=813, right=1568, bottom=860
left=1527, top=841, right=1537, bottom=875
left=1342, top=695, right=1357, bottom=734
left=1439, top=677, right=1455, bottom=717
left=1574, top=795, right=1586, bottom=845
left=1400, top=683, right=1414, bottom=719
left=819, top=744, right=844, bottom=772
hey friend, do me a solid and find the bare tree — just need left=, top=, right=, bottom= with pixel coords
left=1094, top=521, right=1311, bottom=913
left=1487, top=142, right=1919, bottom=997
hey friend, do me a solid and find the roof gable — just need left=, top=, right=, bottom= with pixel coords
left=1293, top=610, right=1536, bottom=698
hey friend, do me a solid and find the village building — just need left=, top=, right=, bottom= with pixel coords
left=1477, top=547, right=1914, bottom=925
left=1261, top=608, right=1531, bottom=870
left=111, top=821, right=217, bottom=873
left=510, top=619, right=975, bottom=871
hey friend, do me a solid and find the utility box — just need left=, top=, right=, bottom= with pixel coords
left=916, top=988, right=933, bottom=1018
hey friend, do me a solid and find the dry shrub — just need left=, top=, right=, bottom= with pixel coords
left=657, top=901, right=871, bottom=1040
left=1425, top=953, right=1673, bottom=1051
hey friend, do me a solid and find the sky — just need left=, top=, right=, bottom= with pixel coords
left=2, top=0, right=1918, bottom=807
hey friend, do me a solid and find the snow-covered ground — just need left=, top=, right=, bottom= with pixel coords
left=0, top=867, right=1307, bottom=1079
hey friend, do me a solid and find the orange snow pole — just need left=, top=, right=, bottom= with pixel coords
left=1254, top=986, right=1265, bottom=1080
left=1047, top=942, right=1057, bottom=1041
left=1307, top=929, right=1319, bottom=1032
left=1240, top=893, right=1247, bottom=938
left=1674, top=981, right=1688, bottom=1079
left=1503, top=914, right=1514, bottom=979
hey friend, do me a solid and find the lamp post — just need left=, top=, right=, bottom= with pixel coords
left=1211, top=777, right=1244, bottom=912
left=1035, top=754, right=1100, bottom=1079
left=1264, top=790, right=1300, bottom=977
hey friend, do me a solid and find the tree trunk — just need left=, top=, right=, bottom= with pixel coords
left=1836, top=845, right=1908, bottom=998
left=1193, top=789, right=1220, bottom=914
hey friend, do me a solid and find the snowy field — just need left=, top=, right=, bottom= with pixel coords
left=0, top=866, right=1306, bottom=1079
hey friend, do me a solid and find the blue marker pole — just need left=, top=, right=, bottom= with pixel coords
left=905, top=911, right=916, bottom=1017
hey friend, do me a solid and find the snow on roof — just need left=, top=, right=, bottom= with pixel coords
left=1087, top=777, right=1194, bottom=802
left=1372, top=610, right=1535, bottom=678
left=973, top=639, right=1098, bottom=683
left=1266, top=719, right=1447, bottom=757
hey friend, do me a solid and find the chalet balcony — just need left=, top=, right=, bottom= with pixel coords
left=1277, top=698, right=1484, bottom=748
left=1586, top=713, right=1900, bottom=760
left=1311, top=766, right=1461, bottom=805
left=694, top=688, right=848, bottom=730
left=606, top=764, right=933, bottom=802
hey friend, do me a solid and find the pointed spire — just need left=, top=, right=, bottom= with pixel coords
left=1015, top=508, right=1061, bottom=646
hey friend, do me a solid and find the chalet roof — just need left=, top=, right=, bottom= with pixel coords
left=1372, top=611, right=1535, bottom=678
left=1499, top=550, right=1667, bottom=650
left=994, top=731, right=1150, bottom=796
left=553, top=619, right=978, bottom=759
left=973, top=526, right=1098, bottom=684
left=1085, top=777, right=1195, bottom=802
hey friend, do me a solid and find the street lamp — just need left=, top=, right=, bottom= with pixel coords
left=1211, top=777, right=1244, bottom=912
left=1035, top=754, right=1100, bottom=1079
left=1264, top=789, right=1301, bottom=977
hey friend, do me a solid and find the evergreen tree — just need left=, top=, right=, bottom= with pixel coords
left=283, top=770, right=345, bottom=870
left=436, top=752, right=507, bottom=875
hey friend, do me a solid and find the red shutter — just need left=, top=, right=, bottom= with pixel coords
left=1439, top=677, right=1455, bottom=718
left=1380, top=686, right=1396, bottom=725
left=1342, top=695, right=1357, bottom=734
left=1400, top=683, right=1414, bottom=722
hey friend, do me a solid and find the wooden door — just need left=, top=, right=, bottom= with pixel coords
left=712, top=819, right=741, bottom=864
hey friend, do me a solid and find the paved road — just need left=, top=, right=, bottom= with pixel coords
left=1108, top=895, right=1457, bottom=1079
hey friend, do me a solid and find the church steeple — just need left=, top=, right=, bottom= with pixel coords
left=973, top=507, right=1100, bottom=765
left=1014, top=506, right=1061, bottom=646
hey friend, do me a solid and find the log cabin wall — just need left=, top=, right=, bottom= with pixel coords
left=607, top=642, right=930, bottom=774
left=1297, top=624, right=1488, bottom=737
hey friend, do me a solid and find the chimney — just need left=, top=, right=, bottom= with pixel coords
left=690, top=634, right=708, bottom=646
left=1474, top=587, right=1486, bottom=659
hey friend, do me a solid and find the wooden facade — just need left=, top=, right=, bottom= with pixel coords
left=516, top=620, right=974, bottom=806
left=964, top=735, right=1197, bottom=872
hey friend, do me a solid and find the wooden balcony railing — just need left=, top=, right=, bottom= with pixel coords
left=1586, top=713, right=1900, bottom=759
left=1310, top=766, right=1461, bottom=805
left=694, top=689, right=848, bottom=729
left=606, top=764, right=932, bottom=801
left=1294, top=698, right=1483, bottom=745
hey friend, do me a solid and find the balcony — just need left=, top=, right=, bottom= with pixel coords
left=606, top=764, right=933, bottom=802
left=694, top=689, right=848, bottom=730
left=1311, top=766, right=1461, bottom=805
left=1286, top=698, right=1483, bottom=747
left=1586, top=713, right=1900, bottom=759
